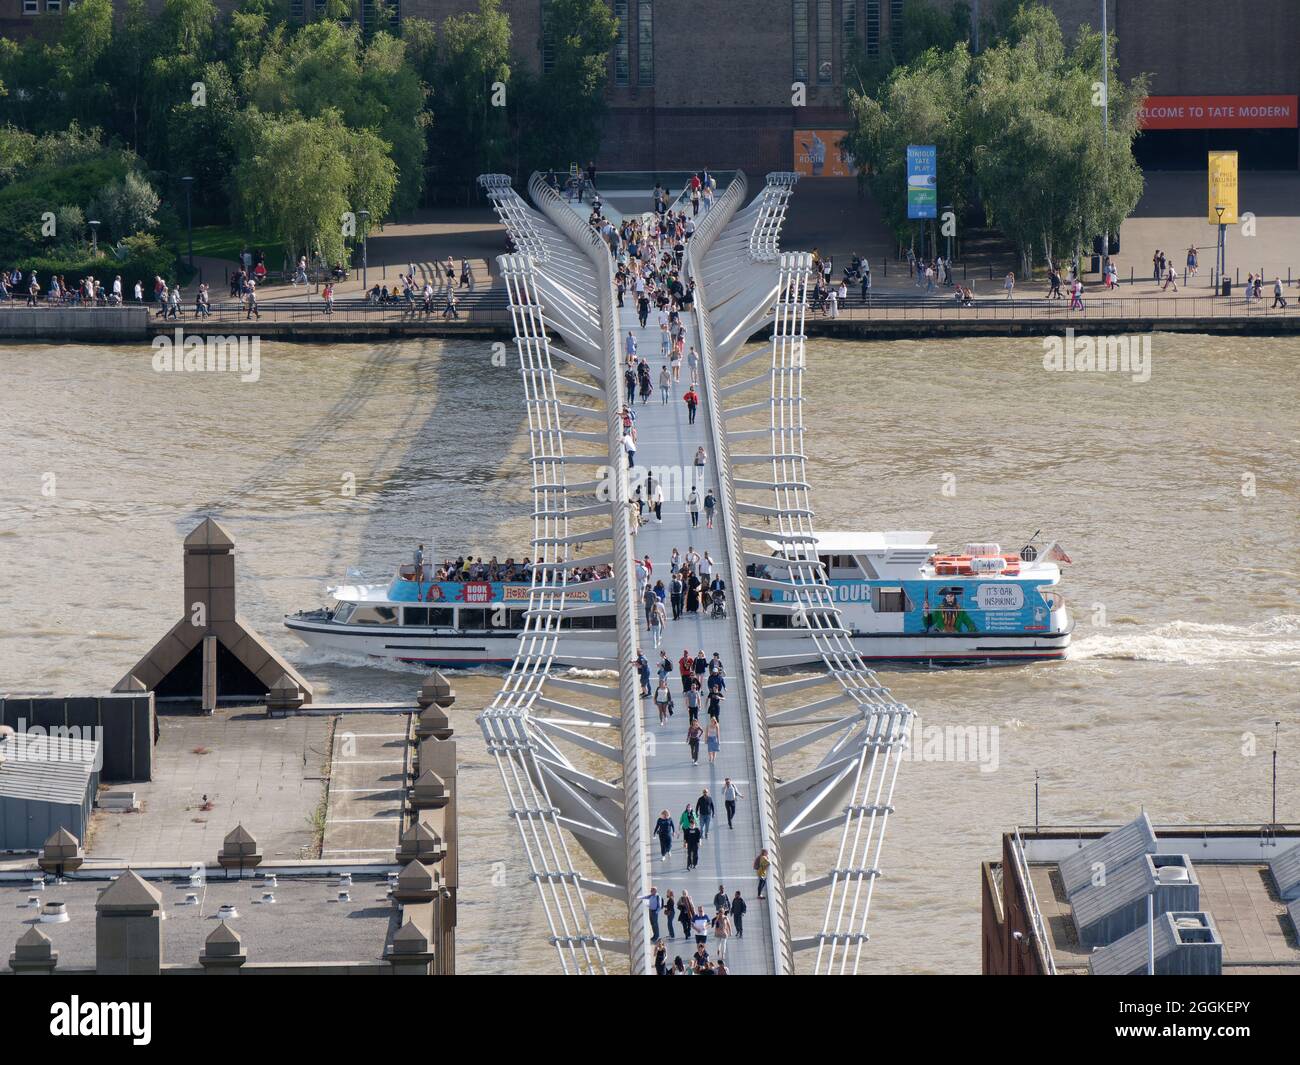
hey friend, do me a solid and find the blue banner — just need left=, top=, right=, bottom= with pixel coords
left=906, top=145, right=938, bottom=220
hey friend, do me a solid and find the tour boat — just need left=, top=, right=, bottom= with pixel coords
left=283, top=532, right=1072, bottom=667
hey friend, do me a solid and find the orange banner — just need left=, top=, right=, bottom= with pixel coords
left=793, top=130, right=856, bottom=177
left=1139, top=95, right=1298, bottom=130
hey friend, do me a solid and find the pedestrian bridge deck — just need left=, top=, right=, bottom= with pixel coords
left=619, top=293, right=774, bottom=972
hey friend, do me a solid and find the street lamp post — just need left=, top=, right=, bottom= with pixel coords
left=1215, top=204, right=1226, bottom=289
left=88, top=220, right=100, bottom=258
left=181, top=176, right=195, bottom=268
left=1100, top=0, right=1110, bottom=278
left=358, top=209, right=370, bottom=290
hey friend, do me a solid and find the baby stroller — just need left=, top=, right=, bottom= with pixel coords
left=710, top=588, right=727, bottom=620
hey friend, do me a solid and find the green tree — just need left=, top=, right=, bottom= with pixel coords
left=234, top=108, right=396, bottom=266
left=512, top=0, right=617, bottom=180
left=414, top=0, right=512, bottom=203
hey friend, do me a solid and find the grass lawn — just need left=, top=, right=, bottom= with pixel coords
left=184, top=224, right=279, bottom=264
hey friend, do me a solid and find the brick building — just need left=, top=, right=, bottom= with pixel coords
left=3, top=0, right=1296, bottom=170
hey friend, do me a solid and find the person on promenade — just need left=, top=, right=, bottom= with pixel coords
left=687, top=717, right=703, bottom=765
left=723, top=777, right=743, bottom=828
left=654, top=809, right=676, bottom=862
left=686, top=679, right=702, bottom=722
left=706, top=717, right=721, bottom=765
left=706, top=687, right=724, bottom=725
left=642, top=887, right=663, bottom=940
left=1273, top=278, right=1288, bottom=309
left=703, top=488, right=717, bottom=529
left=653, top=939, right=667, bottom=974
left=683, top=386, right=699, bottom=426
left=1003, top=271, right=1015, bottom=299
left=652, top=480, right=664, bottom=523
left=712, top=908, right=733, bottom=962
left=663, top=889, right=677, bottom=939
left=1152, top=250, right=1161, bottom=282
left=713, top=886, right=730, bottom=915
left=753, top=849, right=770, bottom=899
left=695, top=788, right=715, bottom=838
left=1069, top=279, right=1084, bottom=311
left=691, top=908, right=710, bottom=945
left=687, top=486, right=700, bottom=526
left=323, top=282, right=334, bottom=315
left=1162, top=264, right=1178, bottom=292
left=245, top=278, right=261, bottom=320
left=677, top=891, right=694, bottom=938
left=683, top=816, right=702, bottom=871
left=659, top=363, right=672, bottom=404
left=1186, top=245, right=1198, bottom=278
left=678, top=648, right=694, bottom=692
left=671, top=572, right=684, bottom=620
left=650, top=597, right=667, bottom=650
left=634, top=649, right=651, bottom=697
left=693, top=446, right=707, bottom=480
left=730, top=890, right=747, bottom=937
left=687, top=346, right=700, bottom=386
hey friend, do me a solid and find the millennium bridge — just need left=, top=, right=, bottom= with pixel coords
left=476, top=170, right=914, bottom=975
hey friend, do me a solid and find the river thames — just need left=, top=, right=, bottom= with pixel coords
left=1, top=333, right=1296, bottom=973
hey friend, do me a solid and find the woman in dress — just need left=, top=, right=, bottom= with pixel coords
left=706, top=717, right=721, bottom=765
left=687, top=718, right=704, bottom=766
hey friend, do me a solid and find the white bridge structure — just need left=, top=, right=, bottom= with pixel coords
left=476, top=171, right=914, bottom=975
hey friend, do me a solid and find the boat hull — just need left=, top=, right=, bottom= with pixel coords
left=284, top=615, right=1071, bottom=667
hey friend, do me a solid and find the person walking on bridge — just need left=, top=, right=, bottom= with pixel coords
left=753, top=849, right=770, bottom=899
left=729, top=889, right=748, bottom=937
left=683, top=385, right=699, bottom=426
left=687, top=485, right=701, bottom=526
left=1272, top=277, right=1288, bottom=309
left=683, top=817, right=703, bottom=871
left=642, top=887, right=663, bottom=941
left=723, top=777, right=744, bottom=828
left=695, top=788, right=715, bottom=838
left=654, top=810, right=676, bottom=861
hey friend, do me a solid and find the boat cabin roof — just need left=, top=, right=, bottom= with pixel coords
left=764, top=531, right=937, bottom=554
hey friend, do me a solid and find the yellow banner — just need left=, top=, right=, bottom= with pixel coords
left=1207, top=151, right=1238, bottom=225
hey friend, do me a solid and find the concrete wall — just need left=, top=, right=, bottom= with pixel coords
left=0, top=307, right=148, bottom=340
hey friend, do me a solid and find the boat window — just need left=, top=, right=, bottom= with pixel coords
left=593, top=615, right=617, bottom=629
left=459, top=608, right=488, bottom=630
left=507, top=609, right=526, bottom=629
left=333, top=602, right=356, bottom=624
left=871, top=586, right=911, bottom=613
left=351, top=605, right=399, bottom=625
left=762, top=611, right=792, bottom=629
left=430, top=608, right=454, bottom=627
left=404, top=607, right=429, bottom=626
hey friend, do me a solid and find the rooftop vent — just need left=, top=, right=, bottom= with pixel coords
left=1269, top=842, right=1300, bottom=901
left=1058, top=812, right=1158, bottom=900
left=1071, top=853, right=1200, bottom=948
left=39, top=901, right=69, bottom=924
left=27, top=895, right=41, bottom=910
left=216, top=903, right=239, bottom=919
left=31, top=877, right=45, bottom=892
left=1090, top=911, right=1222, bottom=976
left=337, top=890, right=351, bottom=903
left=257, top=892, right=276, bottom=905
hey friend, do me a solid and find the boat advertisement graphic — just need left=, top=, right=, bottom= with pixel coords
left=752, top=579, right=1053, bottom=635
left=383, top=580, right=607, bottom=604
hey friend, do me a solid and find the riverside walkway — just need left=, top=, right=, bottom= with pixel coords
left=475, top=169, right=914, bottom=975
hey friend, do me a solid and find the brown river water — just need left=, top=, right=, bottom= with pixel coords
left=1, top=334, right=1296, bottom=973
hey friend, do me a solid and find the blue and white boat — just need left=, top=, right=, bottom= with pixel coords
left=284, top=531, right=1071, bottom=667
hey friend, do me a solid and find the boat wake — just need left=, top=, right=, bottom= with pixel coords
left=1069, top=615, right=1300, bottom=666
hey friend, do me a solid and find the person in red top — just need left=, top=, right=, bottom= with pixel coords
left=679, top=649, right=694, bottom=694
left=683, top=387, right=699, bottom=425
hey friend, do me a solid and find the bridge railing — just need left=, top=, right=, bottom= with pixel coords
left=528, top=171, right=654, bottom=976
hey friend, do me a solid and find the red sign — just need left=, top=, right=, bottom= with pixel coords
left=1138, top=95, right=1298, bottom=130
left=456, top=581, right=493, bottom=604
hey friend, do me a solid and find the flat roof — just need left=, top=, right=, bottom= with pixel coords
left=0, top=875, right=398, bottom=970
left=1015, top=827, right=1300, bottom=974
